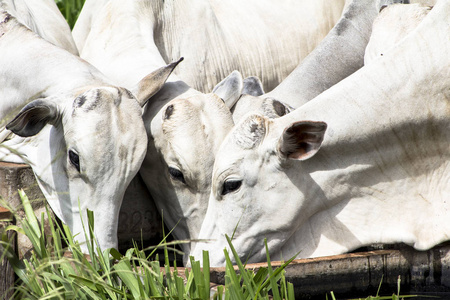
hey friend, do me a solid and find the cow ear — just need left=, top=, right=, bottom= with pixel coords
left=271, top=99, right=294, bottom=117
left=133, top=57, right=183, bottom=107
left=242, top=76, right=264, bottom=96
left=213, top=70, right=243, bottom=109
left=278, top=121, right=327, bottom=161
left=262, top=97, right=294, bottom=118
left=6, top=99, right=60, bottom=137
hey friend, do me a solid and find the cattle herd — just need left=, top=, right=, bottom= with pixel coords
left=0, top=0, right=448, bottom=267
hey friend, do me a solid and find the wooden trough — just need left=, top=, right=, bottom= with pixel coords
left=208, top=244, right=450, bottom=299
left=1, top=162, right=450, bottom=299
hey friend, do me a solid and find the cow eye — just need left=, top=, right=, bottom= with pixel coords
left=221, top=179, right=242, bottom=196
left=168, top=167, right=186, bottom=184
left=69, top=150, right=80, bottom=172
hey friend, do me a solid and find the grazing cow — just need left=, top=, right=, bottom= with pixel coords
left=74, top=0, right=347, bottom=93
left=231, top=0, right=409, bottom=122
left=191, top=0, right=450, bottom=267
left=0, top=10, right=177, bottom=252
left=75, top=0, right=349, bottom=261
left=1, top=0, right=78, bottom=55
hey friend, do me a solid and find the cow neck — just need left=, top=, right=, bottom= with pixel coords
left=273, top=0, right=449, bottom=257
left=279, top=0, right=449, bottom=153
left=0, top=13, right=108, bottom=107
left=266, top=0, right=378, bottom=108
left=2, top=0, right=78, bottom=56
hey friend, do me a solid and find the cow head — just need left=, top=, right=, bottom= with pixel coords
left=191, top=114, right=327, bottom=266
left=4, top=61, right=179, bottom=252
left=140, top=71, right=249, bottom=261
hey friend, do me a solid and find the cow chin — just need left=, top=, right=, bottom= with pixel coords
left=67, top=183, right=127, bottom=253
left=191, top=235, right=267, bottom=268
left=190, top=239, right=228, bottom=268
left=34, top=158, right=132, bottom=254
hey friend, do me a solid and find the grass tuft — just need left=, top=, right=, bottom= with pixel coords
left=0, top=190, right=296, bottom=299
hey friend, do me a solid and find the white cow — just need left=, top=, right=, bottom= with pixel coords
left=0, top=0, right=78, bottom=55
left=74, top=0, right=346, bottom=93
left=75, top=0, right=349, bottom=261
left=191, top=0, right=450, bottom=267
left=0, top=10, right=178, bottom=252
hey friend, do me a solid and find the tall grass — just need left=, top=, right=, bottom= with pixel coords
left=0, top=190, right=296, bottom=299
left=54, top=0, right=86, bottom=29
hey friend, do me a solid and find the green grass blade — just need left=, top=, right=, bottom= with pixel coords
left=252, top=268, right=269, bottom=288
left=189, top=257, right=204, bottom=298
left=224, top=249, right=245, bottom=300
left=287, top=282, right=295, bottom=300
left=264, top=239, right=281, bottom=300
left=376, top=275, right=384, bottom=297
left=114, top=260, right=142, bottom=299
left=330, top=291, right=337, bottom=300
left=202, top=250, right=211, bottom=299
left=39, top=212, right=49, bottom=259
left=225, top=234, right=256, bottom=298
left=254, top=244, right=300, bottom=298
left=216, top=285, right=224, bottom=300
left=230, top=207, right=247, bottom=241
left=19, top=189, right=40, bottom=239
left=69, top=274, right=99, bottom=292
left=45, top=205, right=63, bottom=257
left=0, top=239, right=28, bottom=285
left=2, top=224, right=25, bottom=236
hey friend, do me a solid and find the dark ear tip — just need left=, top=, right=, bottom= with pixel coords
left=318, top=121, right=328, bottom=130
left=308, top=121, right=327, bottom=130
left=171, top=57, right=184, bottom=68
left=314, top=122, right=328, bottom=134
left=4, top=99, right=59, bottom=137
left=290, top=120, right=328, bottom=131
left=6, top=117, right=39, bottom=137
left=5, top=104, right=35, bottom=131
left=379, top=5, right=388, bottom=13
left=5, top=122, right=14, bottom=131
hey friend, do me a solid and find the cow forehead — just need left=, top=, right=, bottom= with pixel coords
left=71, top=87, right=141, bottom=125
left=154, top=94, right=233, bottom=171
left=160, top=93, right=234, bottom=143
left=65, top=87, right=146, bottom=160
left=72, top=86, right=137, bottom=113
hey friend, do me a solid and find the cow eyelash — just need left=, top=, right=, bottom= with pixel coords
left=69, top=150, right=80, bottom=172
